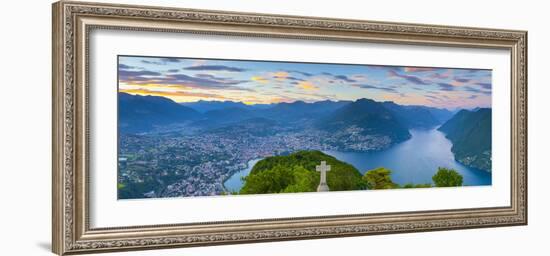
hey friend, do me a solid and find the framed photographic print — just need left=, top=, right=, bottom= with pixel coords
left=52, top=1, right=527, bottom=255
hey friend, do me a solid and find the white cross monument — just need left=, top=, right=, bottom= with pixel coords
left=316, top=161, right=331, bottom=192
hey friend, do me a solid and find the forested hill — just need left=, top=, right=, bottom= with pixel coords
left=438, top=108, right=492, bottom=172
left=316, top=98, right=412, bottom=143
left=240, top=151, right=365, bottom=194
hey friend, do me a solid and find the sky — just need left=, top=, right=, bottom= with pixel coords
left=118, top=55, right=492, bottom=110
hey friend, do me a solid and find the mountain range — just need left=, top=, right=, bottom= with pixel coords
left=438, top=108, right=492, bottom=172
left=118, top=93, right=200, bottom=133
left=118, top=92, right=454, bottom=138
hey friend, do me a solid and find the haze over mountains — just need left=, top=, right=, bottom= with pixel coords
left=180, top=100, right=272, bottom=112
left=118, top=92, right=454, bottom=136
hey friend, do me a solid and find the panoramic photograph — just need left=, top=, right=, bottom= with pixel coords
left=117, top=55, right=492, bottom=200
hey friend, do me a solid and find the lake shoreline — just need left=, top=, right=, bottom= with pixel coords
left=223, top=128, right=492, bottom=192
left=223, top=158, right=263, bottom=193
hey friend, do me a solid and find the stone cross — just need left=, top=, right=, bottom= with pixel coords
left=316, top=161, right=331, bottom=192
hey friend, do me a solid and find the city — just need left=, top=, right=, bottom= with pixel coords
left=118, top=123, right=395, bottom=199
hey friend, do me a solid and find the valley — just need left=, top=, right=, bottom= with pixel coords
left=117, top=93, right=491, bottom=199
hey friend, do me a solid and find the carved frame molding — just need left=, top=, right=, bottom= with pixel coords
left=52, top=1, right=527, bottom=255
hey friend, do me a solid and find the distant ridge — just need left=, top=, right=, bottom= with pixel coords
left=262, top=100, right=350, bottom=121
left=204, top=107, right=258, bottom=124
left=181, top=100, right=253, bottom=113
left=119, top=94, right=457, bottom=137
left=118, top=92, right=200, bottom=133
left=382, top=101, right=444, bottom=129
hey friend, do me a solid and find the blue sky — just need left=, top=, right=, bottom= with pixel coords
left=118, top=55, right=492, bottom=110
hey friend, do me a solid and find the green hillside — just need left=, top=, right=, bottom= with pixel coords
left=438, top=108, right=492, bottom=172
left=240, top=150, right=365, bottom=194
left=238, top=150, right=466, bottom=194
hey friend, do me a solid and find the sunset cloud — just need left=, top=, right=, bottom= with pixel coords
left=118, top=63, right=134, bottom=70
left=449, top=77, right=472, bottom=86
left=351, top=74, right=369, bottom=82
left=476, top=82, right=492, bottom=90
left=286, top=76, right=305, bottom=82
left=119, top=70, right=162, bottom=78
left=429, top=70, right=453, bottom=79
left=437, top=82, right=456, bottom=91
left=464, top=86, right=491, bottom=95
left=271, top=71, right=289, bottom=80
left=333, top=75, right=356, bottom=83
left=285, top=70, right=313, bottom=77
left=119, top=70, right=250, bottom=91
left=118, top=56, right=491, bottom=109
left=184, top=65, right=247, bottom=72
left=120, top=88, right=226, bottom=100
left=354, top=84, right=397, bottom=92
left=297, top=81, right=319, bottom=90
left=319, top=72, right=357, bottom=84
left=251, top=76, right=268, bottom=84
left=404, top=67, right=436, bottom=72
left=454, top=77, right=472, bottom=83
left=138, top=57, right=183, bottom=65
left=388, top=70, right=430, bottom=85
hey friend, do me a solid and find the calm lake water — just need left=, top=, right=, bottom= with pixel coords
left=224, top=158, right=262, bottom=193
left=223, top=129, right=491, bottom=192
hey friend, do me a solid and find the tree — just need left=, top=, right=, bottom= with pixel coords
left=363, top=167, right=398, bottom=189
left=240, top=165, right=320, bottom=194
left=241, top=150, right=365, bottom=194
left=432, top=167, right=463, bottom=187
left=282, top=166, right=318, bottom=193
left=240, top=165, right=295, bottom=194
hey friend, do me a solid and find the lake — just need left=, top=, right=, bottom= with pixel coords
left=224, top=158, right=262, bottom=193
left=223, top=129, right=491, bottom=192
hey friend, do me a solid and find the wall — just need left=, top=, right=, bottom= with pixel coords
left=0, top=0, right=547, bottom=255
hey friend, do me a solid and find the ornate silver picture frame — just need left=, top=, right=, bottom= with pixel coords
left=52, top=1, right=527, bottom=255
